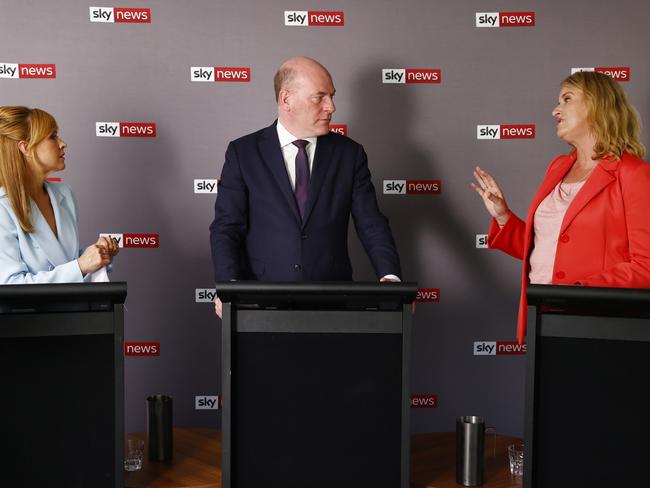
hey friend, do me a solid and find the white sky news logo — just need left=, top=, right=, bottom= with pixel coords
left=477, top=125, right=535, bottom=139
left=196, top=288, right=217, bottom=302
left=410, top=394, right=437, bottom=408
left=99, top=233, right=159, bottom=248
left=124, top=342, right=160, bottom=356
left=416, top=288, right=440, bottom=303
left=474, top=341, right=527, bottom=355
left=0, top=63, right=56, bottom=79
left=194, top=179, right=218, bottom=194
left=329, top=124, right=348, bottom=136
left=475, top=12, right=535, bottom=27
left=383, top=180, right=441, bottom=195
left=96, top=122, right=156, bottom=137
left=571, top=66, right=630, bottom=81
left=476, top=234, right=489, bottom=248
left=89, top=7, right=151, bottom=23
left=284, top=11, right=344, bottom=26
left=195, top=395, right=221, bottom=410
left=190, top=66, right=251, bottom=82
left=382, top=68, right=441, bottom=84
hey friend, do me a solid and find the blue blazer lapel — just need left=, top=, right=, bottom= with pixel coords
left=258, top=123, right=302, bottom=224
left=29, top=198, right=70, bottom=267
left=302, top=132, right=334, bottom=226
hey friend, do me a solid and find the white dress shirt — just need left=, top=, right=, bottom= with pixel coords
left=276, top=121, right=317, bottom=190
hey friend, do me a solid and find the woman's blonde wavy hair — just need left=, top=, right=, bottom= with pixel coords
left=562, top=71, right=645, bottom=160
left=0, top=106, right=58, bottom=232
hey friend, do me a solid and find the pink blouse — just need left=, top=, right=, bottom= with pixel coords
left=528, top=180, right=586, bottom=284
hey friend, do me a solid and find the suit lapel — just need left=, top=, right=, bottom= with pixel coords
left=29, top=186, right=70, bottom=266
left=526, top=154, right=576, bottom=225
left=258, top=123, right=302, bottom=224
left=302, top=133, right=334, bottom=226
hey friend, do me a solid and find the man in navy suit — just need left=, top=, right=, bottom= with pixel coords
left=210, top=57, right=401, bottom=316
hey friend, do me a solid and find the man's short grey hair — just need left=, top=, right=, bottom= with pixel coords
left=274, top=65, right=297, bottom=102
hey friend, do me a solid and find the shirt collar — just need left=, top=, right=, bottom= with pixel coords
left=276, top=120, right=317, bottom=149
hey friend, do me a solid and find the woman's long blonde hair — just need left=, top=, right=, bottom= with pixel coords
left=562, top=71, right=646, bottom=160
left=0, top=106, right=58, bottom=232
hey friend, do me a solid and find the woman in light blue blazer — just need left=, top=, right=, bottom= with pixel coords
left=0, top=106, right=118, bottom=284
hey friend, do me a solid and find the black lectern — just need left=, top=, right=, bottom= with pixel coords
left=217, top=282, right=417, bottom=488
left=524, top=285, right=650, bottom=487
left=0, top=283, right=127, bottom=488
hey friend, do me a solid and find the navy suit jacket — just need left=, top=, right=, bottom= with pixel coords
left=209, top=121, right=401, bottom=281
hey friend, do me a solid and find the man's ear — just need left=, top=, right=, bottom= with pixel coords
left=18, top=140, right=30, bottom=157
left=278, top=89, right=291, bottom=112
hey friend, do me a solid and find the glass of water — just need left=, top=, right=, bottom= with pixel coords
left=508, top=443, right=524, bottom=477
left=124, top=438, right=144, bottom=471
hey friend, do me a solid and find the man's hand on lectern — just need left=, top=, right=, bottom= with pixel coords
left=214, top=297, right=223, bottom=319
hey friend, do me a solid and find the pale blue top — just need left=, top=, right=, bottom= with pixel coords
left=0, top=182, right=84, bottom=283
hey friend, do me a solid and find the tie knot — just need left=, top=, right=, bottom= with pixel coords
left=292, top=139, right=309, bottom=150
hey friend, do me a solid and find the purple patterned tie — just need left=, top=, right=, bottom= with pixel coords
left=292, top=139, right=310, bottom=219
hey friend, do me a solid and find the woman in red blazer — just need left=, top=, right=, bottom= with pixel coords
left=472, top=71, right=650, bottom=343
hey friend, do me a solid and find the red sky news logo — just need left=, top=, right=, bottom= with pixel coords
left=196, top=288, right=217, bottom=302
left=382, top=68, right=441, bottom=84
left=329, top=124, right=348, bottom=136
left=383, top=180, right=441, bottom=195
left=416, top=288, right=440, bottom=303
left=0, top=63, right=56, bottom=79
left=476, top=234, right=488, bottom=248
left=194, top=179, right=218, bottom=194
left=475, top=12, right=535, bottom=27
left=473, top=341, right=527, bottom=355
left=89, top=7, right=151, bottom=23
left=47, top=177, right=62, bottom=182
left=99, top=233, right=159, bottom=248
left=190, top=66, right=251, bottom=82
left=477, top=125, right=535, bottom=140
left=124, top=342, right=160, bottom=356
left=571, top=67, right=630, bottom=81
left=284, top=11, right=344, bottom=26
left=410, top=394, right=437, bottom=408
left=96, top=122, right=156, bottom=137
left=195, top=395, right=221, bottom=410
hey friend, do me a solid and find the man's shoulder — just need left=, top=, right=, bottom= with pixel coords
left=319, top=129, right=363, bottom=151
left=229, top=122, right=276, bottom=148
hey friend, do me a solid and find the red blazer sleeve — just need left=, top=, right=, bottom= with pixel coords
left=581, top=161, right=650, bottom=287
left=487, top=212, right=527, bottom=260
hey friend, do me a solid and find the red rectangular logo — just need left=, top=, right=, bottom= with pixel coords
left=123, top=233, right=159, bottom=248
left=500, top=124, right=535, bottom=139
left=329, top=124, right=348, bottom=136
left=595, top=66, right=630, bottom=81
left=18, top=64, right=56, bottom=78
left=499, top=12, right=535, bottom=26
left=119, top=122, right=156, bottom=137
left=214, top=67, right=251, bottom=82
left=125, top=342, right=160, bottom=356
left=496, top=341, right=527, bottom=355
left=406, top=179, right=441, bottom=194
left=416, top=288, right=440, bottom=302
left=114, top=7, right=151, bottom=23
left=410, top=394, right=438, bottom=408
left=46, top=177, right=62, bottom=182
left=308, top=11, right=344, bottom=26
left=405, top=68, right=441, bottom=84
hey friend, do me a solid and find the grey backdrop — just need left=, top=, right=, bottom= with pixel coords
left=1, top=0, right=648, bottom=437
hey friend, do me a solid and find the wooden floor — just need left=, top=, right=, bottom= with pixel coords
left=125, top=428, right=522, bottom=488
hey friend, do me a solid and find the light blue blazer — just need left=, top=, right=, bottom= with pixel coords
left=0, top=182, right=84, bottom=284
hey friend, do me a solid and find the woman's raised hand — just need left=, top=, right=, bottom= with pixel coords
left=471, top=166, right=511, bottom=226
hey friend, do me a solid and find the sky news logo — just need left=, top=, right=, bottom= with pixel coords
left=195, top=395, right=221, bottom=410
left=196, top=288, right=217, bottom=303
left=96, top=122, right=156, bottom=137
left=329, top=124, right=348, bottom=136
left=194, top=179, right=218, bottom=194
left=383, top=180, right=441, bottom=195
left=416, top=288, right=440, bottom=303
left=474, top=341, right=527, bottom=355
left=0, top=63, right=56, bottom=79
left=284, top=11, right=344, bottom=26
left=89, top=7, right=151, bottom=23
left=410, top=394, right=437, bottom=408
left=475, top=12, right=535, bottom=27
left=124, top=342, right=160, bottom=356
left=382, top=68, right=441, bottom=84
left=476, top=234, right=488, bottom=248
left=99, top=233, right=159, bottom=248
left=190, top=66, right=251, bottom=82
left=571, top=66, right=630, bottom=82
left=477, top=125, right=535, bottom=139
